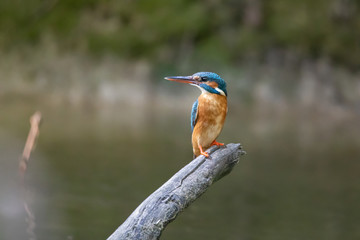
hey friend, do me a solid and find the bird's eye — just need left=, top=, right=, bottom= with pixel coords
left=201, top=77, right=207, bottom=81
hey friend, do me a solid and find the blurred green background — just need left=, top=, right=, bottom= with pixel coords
left=1, top=0, right=360, bottom=239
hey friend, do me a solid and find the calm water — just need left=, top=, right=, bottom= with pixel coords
left=1, top=95, right=360, bottom=240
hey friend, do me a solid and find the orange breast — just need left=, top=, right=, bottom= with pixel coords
left=192, top=92, right=227, bottom=156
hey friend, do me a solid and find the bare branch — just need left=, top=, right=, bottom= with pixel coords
left=19, top=111, right=42, bottom=182
left=19, top=111, right=42, bottom=240
left=108, top=143, right=245, bottom=240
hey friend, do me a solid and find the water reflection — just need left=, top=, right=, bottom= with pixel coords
left=0, top=91, right=359, bottom=240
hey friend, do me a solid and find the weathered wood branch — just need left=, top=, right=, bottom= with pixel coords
left=107, top=143, right=245, bottom=240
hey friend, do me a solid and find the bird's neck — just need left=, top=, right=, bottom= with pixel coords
left=199, top=91, right=227, bottom=100
left=198, top=92, right=227, bottom=109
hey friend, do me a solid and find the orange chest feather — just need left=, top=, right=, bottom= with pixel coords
left=197, top=93, right=227, bottom=124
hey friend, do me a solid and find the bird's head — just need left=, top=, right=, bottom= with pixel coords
left=165, top=72, right=227, bottom=96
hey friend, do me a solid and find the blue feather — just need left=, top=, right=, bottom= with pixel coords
left=199, top=83, right=221, bottom=95
left=191, top=99, right=198, bottom=132
left=192, top=72, right=227, bottom=96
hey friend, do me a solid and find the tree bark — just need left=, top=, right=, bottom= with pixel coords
left=107, top=143, right=245, bottom=240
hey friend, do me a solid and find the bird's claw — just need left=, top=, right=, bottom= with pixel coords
left=198, top=144, right=210, bottom=158
left=200, top=151, right=210, bottom=158
left=211, top=140, right=224, bottom=146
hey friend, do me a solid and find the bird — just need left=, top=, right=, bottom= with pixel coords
left=165, top=72, right=227, bottom=158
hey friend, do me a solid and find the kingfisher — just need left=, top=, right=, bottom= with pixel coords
left=165, top=72, right=227, bottom=158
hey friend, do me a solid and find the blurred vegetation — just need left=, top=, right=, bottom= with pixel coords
left=0, top=0, right=359, bottom=68
left=1, top=2, right=360, bottom=239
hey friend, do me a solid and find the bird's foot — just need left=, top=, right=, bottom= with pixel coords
left=211, top=140, right=224, bottom=146
left=200, top=151, right=209, bottom=158
left=198, top=145, right=210, bottom=158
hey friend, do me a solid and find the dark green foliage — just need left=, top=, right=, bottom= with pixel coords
left=0, top=0, right=359, bottom=66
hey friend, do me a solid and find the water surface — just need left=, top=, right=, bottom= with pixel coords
left=1, top=95, right=359, bottom=240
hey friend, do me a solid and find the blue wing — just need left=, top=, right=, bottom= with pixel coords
left=191, top=99, right=198, bottom=132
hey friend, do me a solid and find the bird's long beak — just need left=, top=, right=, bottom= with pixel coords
left=164, top=76, right=199, bottom=85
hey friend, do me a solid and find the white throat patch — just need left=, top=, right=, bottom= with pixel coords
left=191, top=84, right=207, bottom=94
left=191, top=84, right=226, bottom=96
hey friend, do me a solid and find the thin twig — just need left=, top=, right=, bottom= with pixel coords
left=19, top=111, right=42, bottom=183
left=19, top=111, right=42, bottom=240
